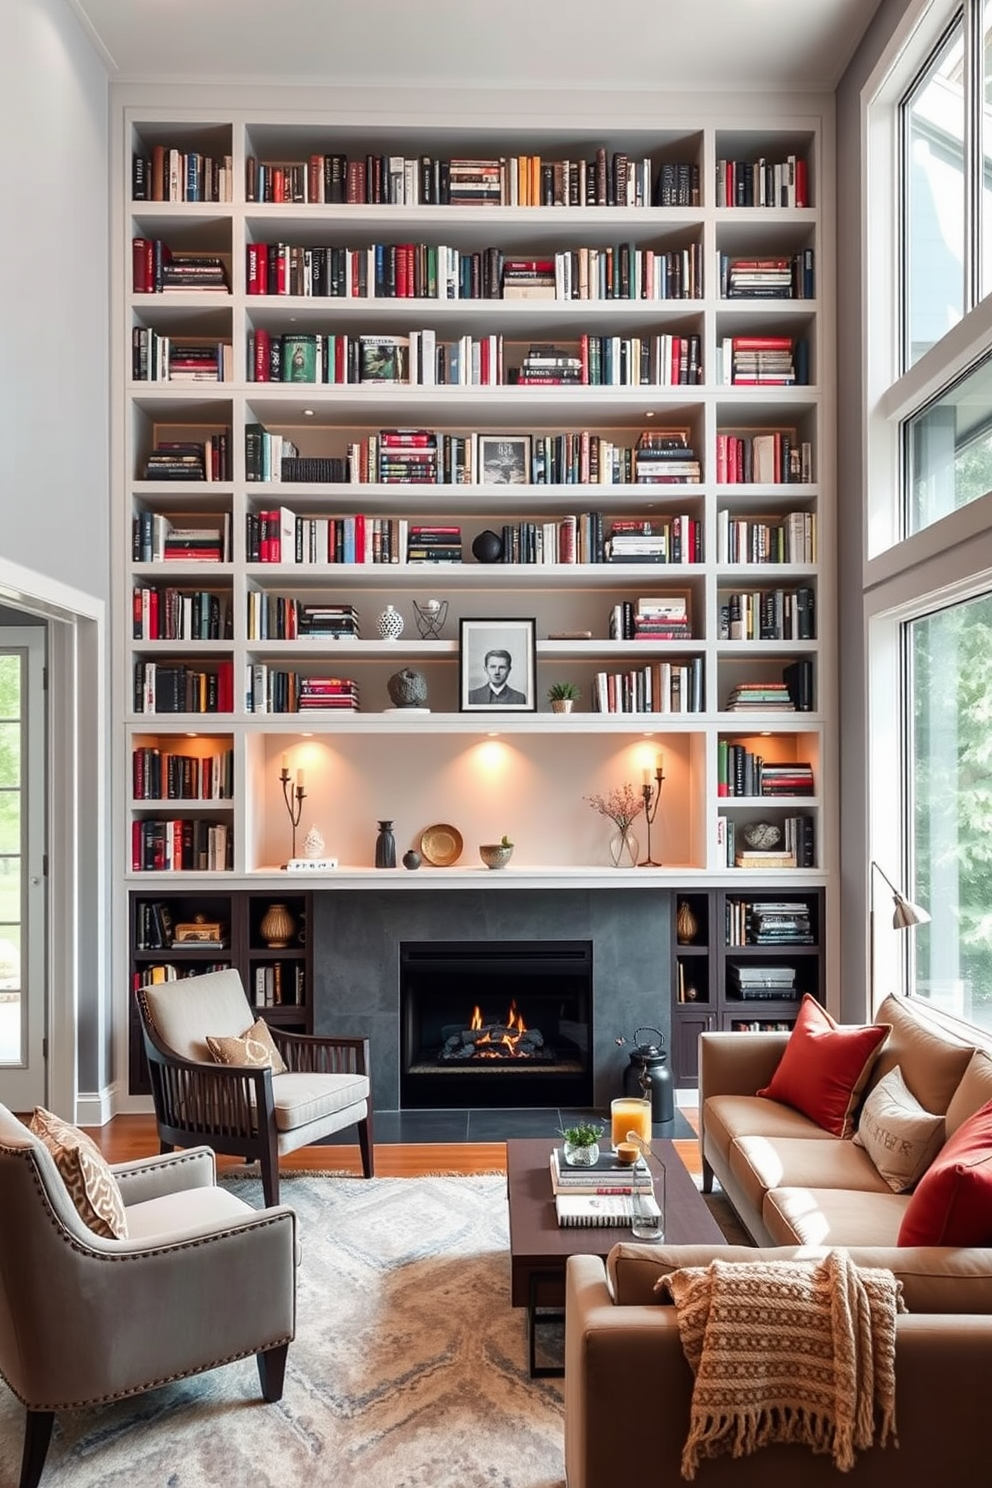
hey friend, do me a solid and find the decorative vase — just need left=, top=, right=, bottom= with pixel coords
left=676, top=900, right=699, bottom=945
left=402, top=849, right=422, bottom=870
left=375, top=820, right=397, bottom=868
left=550, top=698, right=574, bottom=714
left=260, top=903, right=295, bottom=948
left=563, top=1140, right=601, bottom=1167
left=608, top=826, right=639, bottom=868
left=471, top=529, right=504, bottom=563
left=377, top=604, right=404, bottom=641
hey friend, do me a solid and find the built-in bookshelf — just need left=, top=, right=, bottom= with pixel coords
left=115, top=103, right=834, bottom=1091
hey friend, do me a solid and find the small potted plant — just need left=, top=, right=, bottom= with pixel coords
left=547, top=680, right=580, bottom=715
left=479, top=834, right=514, bottom=870
left=559, top=1119, right=605, bottom=1166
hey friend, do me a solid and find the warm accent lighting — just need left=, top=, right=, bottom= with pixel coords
left=869, top=860, right=931, bottom=1004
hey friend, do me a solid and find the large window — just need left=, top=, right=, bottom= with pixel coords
left=905, top=352, right=992, bottom=528
left=909, top=595, right=992, bottom=1027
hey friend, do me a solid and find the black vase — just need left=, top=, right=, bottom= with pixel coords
left=471, top=529, right=504, bottom=563
left=402, top=849, right=422, bottom=870
left=375, top=820, right=397, bottom=868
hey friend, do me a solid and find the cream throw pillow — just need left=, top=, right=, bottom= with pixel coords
left=206, top=1017, right=288, bottom=1075
left=29, top=1106, right=128, bottom=1239
left=854, top=1064, right=945, bottom=1192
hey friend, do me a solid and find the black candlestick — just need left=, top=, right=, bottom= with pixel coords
left=280, top=767, right=307, bottom=863
left=638, top=768, right=665, bottom=867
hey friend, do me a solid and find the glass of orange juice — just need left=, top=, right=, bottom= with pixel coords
left=610, top=1096, right=652, bottom=1150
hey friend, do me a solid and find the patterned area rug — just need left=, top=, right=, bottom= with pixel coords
left=0, top=1170, right=751, bottom=1487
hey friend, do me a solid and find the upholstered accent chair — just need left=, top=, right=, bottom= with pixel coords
left=0, top=1101, right=296, bottom=1488
left=136, top=966, right=374, bottom=1204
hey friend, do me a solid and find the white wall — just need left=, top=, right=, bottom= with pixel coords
left=1, top=0, right=110, bottom=597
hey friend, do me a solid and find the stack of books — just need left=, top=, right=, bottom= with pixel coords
left=631, top=595, right=691, bottom=639
left=377, top=429, right=439, bottom=484
left=635, top=430, right=702, bottom=484
left=749, top=902, right=814, bottom=944
left=734, top=846, right=797, bottom=870
left=515, top=344, right=584, bottom=386
left=296, top=676, right=359, bottom=711
left=295, top=603, right=359, bottom=639
left=407, top=525, right=462, bottom=563
left=724, top=681, right=795, bottom=712
left=727, top=964, right=798, bottom=999
left=550, top=1146, right=653, bottom=1195
left=501, top=257, right=556, bottom=299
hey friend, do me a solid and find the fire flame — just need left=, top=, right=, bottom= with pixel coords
left=471, top=1000, right=529, bottom=1058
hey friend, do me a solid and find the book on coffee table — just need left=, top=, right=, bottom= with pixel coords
left=550, top=1148, right=652, bottom=1194
left=555, top=1192, right=661, bottom=1228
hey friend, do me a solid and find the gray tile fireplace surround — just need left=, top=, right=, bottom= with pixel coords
left=312, top=888, right=671, bottom=1112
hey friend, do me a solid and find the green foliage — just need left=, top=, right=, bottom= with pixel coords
left=559, top=1120, right=604, bottom=1148
left=547, top=680, right=580, bottom=701
left=500, top=834, right=513, bottom=848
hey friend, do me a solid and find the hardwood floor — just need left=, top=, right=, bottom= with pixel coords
left=84, top=1112, right=702, bottom=1181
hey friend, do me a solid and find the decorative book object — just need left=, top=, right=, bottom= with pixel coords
left=555, top=1192, right=661, bottom=1227
left=550, top=1147, right=652, bottom=1193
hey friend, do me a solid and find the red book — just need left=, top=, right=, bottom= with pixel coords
left=131, top=819, right=142, bottom=870
left=246, top=242, right=268, bottom=294
left=732, top=336, right=793, bottom=350
left=132, top=238, right=152, bottom=293
left=253, top=328, right=271, bottom=383
left=795, top=157, right=808, bottom=208
left=216, top=661, right=234, bottom=713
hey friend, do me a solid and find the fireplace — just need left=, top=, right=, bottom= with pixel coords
left=400, top=940, right=593, bottom=1108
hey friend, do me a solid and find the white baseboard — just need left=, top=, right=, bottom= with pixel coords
left=75, top=1085, right=117, bottom=1127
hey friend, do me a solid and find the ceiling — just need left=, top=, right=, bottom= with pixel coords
left=67, top=0, right=884, bottom=95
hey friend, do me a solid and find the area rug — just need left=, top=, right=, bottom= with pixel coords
left=0, top=1169, right=750, bottom=1488
left=0, top=1173, right=565, bottom=1488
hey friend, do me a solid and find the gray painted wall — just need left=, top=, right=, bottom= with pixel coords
left=834, top=0, right=916, bottom=1019
left=3, top=0, right=111, bottom=1097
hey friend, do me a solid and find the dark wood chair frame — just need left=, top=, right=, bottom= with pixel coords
left=136, top=988, right=374, bottom=1205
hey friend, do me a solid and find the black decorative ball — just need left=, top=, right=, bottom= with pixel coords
left=471, top=529, right=504, bottom=563
left=402, top=850, right=422, bottom=870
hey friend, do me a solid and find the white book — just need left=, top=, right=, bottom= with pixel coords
left=555, top=1192, right=661, bottom=1228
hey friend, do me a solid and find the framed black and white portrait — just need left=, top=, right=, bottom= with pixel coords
left=459, top=617, right=537, bottom=712
left=478, top=435, right=531, bottom=485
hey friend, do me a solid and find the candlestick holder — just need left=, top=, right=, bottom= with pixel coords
left=638, top=768, right=665, bottom=867
left=280, top=766, right=307, bottom=864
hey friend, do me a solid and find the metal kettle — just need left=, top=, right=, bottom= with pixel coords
left=616, top=1026, right=674, bottom=1124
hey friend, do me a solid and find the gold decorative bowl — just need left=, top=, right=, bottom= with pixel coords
left=479, top=843, right=513, bottom=870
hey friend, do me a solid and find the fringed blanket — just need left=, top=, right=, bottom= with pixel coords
left=659, top=1249, right=904, bottom=1479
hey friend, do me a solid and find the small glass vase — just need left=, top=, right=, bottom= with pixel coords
left=562, top=1140, right=600, bottom=1167
left=609, top=826, right=639, bottom=868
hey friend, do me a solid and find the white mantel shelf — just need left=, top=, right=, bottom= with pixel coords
left=125, top=867, right=828, bottom=891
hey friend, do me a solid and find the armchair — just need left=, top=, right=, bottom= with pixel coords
left=0, top=1102, right=296, bottom=1488
left=136, top=966, right=374, bottom=1205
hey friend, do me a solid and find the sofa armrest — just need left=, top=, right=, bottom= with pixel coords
left=698, top=1028, right=789, bottom=1101
left=113, top=1146, right=217, bottom=1206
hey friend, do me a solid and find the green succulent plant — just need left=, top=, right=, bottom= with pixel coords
left=500, top=833, right=513, bottom=848
left=559, top=1120, right=604, bottom=1148
left=547, top=680, right=581, bottom=702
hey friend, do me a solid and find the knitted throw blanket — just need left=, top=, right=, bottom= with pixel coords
left=659, top=1249, right=904, bottom=1479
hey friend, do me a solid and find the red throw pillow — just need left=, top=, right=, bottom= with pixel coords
left=897, top=1098, right=992, bottom=1246
left=756, top=994, right=890, bottom=1138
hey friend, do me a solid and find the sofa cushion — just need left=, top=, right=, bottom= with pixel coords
left=703, top=1093, right=836, bottom=1170
left=762, top=1185, right=909, bottom=1247
left=897, top=1098, right=992, bottom=1246
left=271, top=1071, right=370, bottom=1133
left=28, top=1106, right=129, bottom=1240
left=756, top=995, right=890, bottom=1138
left=728, top=1135, right=888, bottom=1217
left=853, top=1064, right=946, bottom=1192
left=945, top=1049, right=992, bottom=1137
left=607, top=1241, right=992, bottom=1315
left=124, top=1183, right=258, bottom=1241
left=870, top=994, right=975, bottom=1115
left=206, top=1017, right=288, bottom=1075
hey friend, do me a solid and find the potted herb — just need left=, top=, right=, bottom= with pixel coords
left=559, top=1119, right=605, bottom=1166
left=479, top=834, right=514, bottom=869
left=547, top=680, right=580, bottom=714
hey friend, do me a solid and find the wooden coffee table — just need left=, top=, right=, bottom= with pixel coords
left=505, top=1136, right=724, bottom=1376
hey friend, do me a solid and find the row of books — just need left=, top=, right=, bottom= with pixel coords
left=610, top=595, right=693, bottom=641
left=592, top=658, right=704, bottom=715
left=245, top=666, right=359, bottom=715
left=244, top=150, right=697, bottom=209
left=134, top=900, right=230, bottom=951
left=716, top=509, right=817, bottom=565
left=246, top=511, right=462, bottom=566
left=132, top=513, right=232, bottom=564
left=246, top=239, right=703, bottom=303
left=717, top=744, right=814, bottom=799
left=133, top=963, right=231, bottom=990
left=724, top=900, right=815, bottom=946
left=133, top=661, right=235, bottom=715
left=131, top=330, right=234, bottom=384
left=719, top=587, right=816, bottom=643
left=131, top=818, right=232, bottom=873
left=717, top=251, right=815, bottom=300
left=715, top=156, right=809, bottom=209
left=242, top=329, right=705, bottom=389
left=143, top=435, right=231, bottom=484
left=716, top=336, right=811, bottom=387
left=132, top=242, right=230, bottom=294
left=716, top=433, right=814, bottom=486
left=132, top=145, right=233, bottom=203
left=132, top=747, right=234, bottom=803
left=131, top=585, right=230, bottom=642
left=252, top=962, right=305, bottom=1008
left=245, top=596, right=359, bottom=642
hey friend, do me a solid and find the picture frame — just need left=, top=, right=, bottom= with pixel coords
left=478, top=434, right=531, bottom=485
left=459, top=617, right=537, bottom=712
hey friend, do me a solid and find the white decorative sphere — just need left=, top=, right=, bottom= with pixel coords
left=377, top=604, right=404, bottom=641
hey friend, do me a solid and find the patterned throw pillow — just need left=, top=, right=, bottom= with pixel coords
left=206, top=1017, right=288, bottom=1074
left=29, top=1106, right=129, bottom=1239
left=853, top=1064, right=945, bottom=1191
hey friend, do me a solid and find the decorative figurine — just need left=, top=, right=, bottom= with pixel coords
left=413, top=597, right=449, bottom=640
left=377, top=604, right=405, bottom=640
left=303, top=824, right=325, bottom=859
left=387, top=667, right=429, bottom=709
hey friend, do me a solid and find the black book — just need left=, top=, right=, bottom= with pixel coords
left=783, top=658, right=814, bottom=712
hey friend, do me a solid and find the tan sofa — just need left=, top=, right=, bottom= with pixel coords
left=564, top=995, right=992, bottom=1486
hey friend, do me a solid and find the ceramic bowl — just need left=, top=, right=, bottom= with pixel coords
left=479, top=843, right=513, bottom=870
